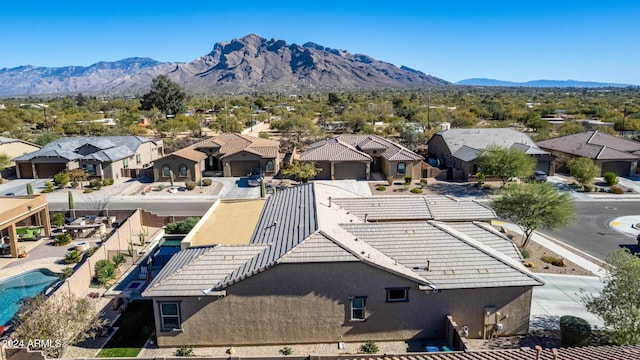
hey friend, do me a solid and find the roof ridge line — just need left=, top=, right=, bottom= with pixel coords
left=587, top=130, right=598, bottom=144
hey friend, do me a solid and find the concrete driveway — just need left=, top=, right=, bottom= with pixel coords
left=530, top=274, right=604, bottom=330
left=215, top=177, right=261, bottom=199
left=0, top=179, right=51, bottom=196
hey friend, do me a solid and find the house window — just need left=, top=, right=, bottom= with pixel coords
left=179, top=164, right=187, bottom=177
left=350, top=296, right=366, bottom=321
left=162, top=165, right=171, bottom=177
left=86, top=164, right=95, bottom=175
left=123, top=159, right=129, bottom=169
left=266, top=160, right=274, bottom=172
left=136, top=154, right=141, bottom=164
left=386, top=288, right=409, bottom=303
left=159, top=302, right=181, bottom=331
left=397, top=162, right=406, bottom=175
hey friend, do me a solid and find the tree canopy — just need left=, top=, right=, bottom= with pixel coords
left=139, top=75, right=187, bottom=117
left=477, top=145, right=537, bottom=187
left=582, top=249, right=640, bottom=345
left=282, top=162, right=320, bottom=183
left=491, top=182, right=576, bottom=248
left=567, top=157, right=600, bottom=187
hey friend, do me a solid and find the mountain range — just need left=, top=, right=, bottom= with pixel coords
left=0, top=34, right=447, bottom=96
left=455, top=78, right=634, bottom=88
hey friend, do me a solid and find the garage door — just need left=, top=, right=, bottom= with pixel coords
left=35, top=163, right=66, bottom=178
left=314, top=161, right=331, bottom=180
left=334, top=162, right=366, bottom=180
left=230, top=161, right=260, bottom=177
left=17, top=163, right=34, bottom=179
left=601, top=161, right=630, bottom=176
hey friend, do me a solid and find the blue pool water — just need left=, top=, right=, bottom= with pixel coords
left=0, top=269, right=59, bottom=326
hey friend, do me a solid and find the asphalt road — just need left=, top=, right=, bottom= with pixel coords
left=540, top=200, right=640, bottom=261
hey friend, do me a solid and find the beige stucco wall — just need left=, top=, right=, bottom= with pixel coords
left=0, top=142, right=40, bottom=165
left=383, top=160, right=422, bottom=180
left=152, top=262, right=533, bottom=347
left=153, top=155, right=202, bottom=182
left=222, top=151, right=278, bottom=177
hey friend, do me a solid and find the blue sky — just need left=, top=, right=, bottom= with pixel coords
left=2, top=1, right=639, bottom=84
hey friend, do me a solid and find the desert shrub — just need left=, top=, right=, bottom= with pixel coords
left=53, top=172, right=70, bottom=187
left=519, top=247, right=530, bottom=259
left=560, top=315, right=591, bottom=347
left=360, top=340, right=379, bottom=354
left=609, top=186, right=624, bottom=194
left=404, top=175, right=412, bottom=184
left=40, top=188, right=53, bottom=193
left=102, top=178, right=114, bottom=186
left=376, top=185, right=386, bottom=191
left=83, top=188, right=93, bottom=193
left=112, top=253, right=126, bottom=268
left=279, top=346, right=293, bottom=355
left=86, top=246, right=100, bottom=257
left=201, top=178, right=212, bottom=186
left=165, top=217, right=200, bottom=234
left=175, top=345, right=194, bottom=357
left=410, top=187, right=423, bottom=194
left=258, top=132, right=270, bottom=139
left=541, top=255, right=558, bottom=264
left=64, top=250, right=83, bottom=264
left=185, top=180, right=196, bottom=190
left=583, top=184, right=594, bottom=192
left=52, top=213, right=65, bottom=228
left=70, top=181, right=79, bottom=189
left=94, top=259, right=115, bottom=286
left=53, top=233, right=72, bottom=246
left=603, top=172, right=618, bottom=186
left=58, top=267, right=74, bottom=281
left=89, top=179, right=102, bottom=189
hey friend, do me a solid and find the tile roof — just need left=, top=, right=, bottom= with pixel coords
left=165, top=146, right=208, bottom=162
left=307, top=134, right=423, bottom=162
left=0, top=136, right=40, bottom=148
left=147, top=183, right=539, bottom=298
left=13, top=136, right=155, bottom=162
left=193, top=133, right=279, bottom=159
left=300, top=138, right=372, bottom=162
left=452, top=145, right=483, bottom=162
left=339, top=345, right=640, bottom=360
left=537, top=130, right=640, bottom=160
left=331, top=195, right=495, bottom=222
left=341, top=221, right=541, bottom=290
left=433, top=129, right=549, bottom=157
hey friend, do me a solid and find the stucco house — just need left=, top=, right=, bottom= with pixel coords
left=153, top=146, right=208, bottom=183
left=191, top=133, right=280, bottom=177
left=300, top=134, right=423, bottom=180
left=0, top=137, right=40, bottom=166
left=13, top=136, right=163, bottom=179
left=143, top=183, right=542, bottom=348
left=537, top=130, right=640, bottom=176
left=427, top=128, right=554, bottom=180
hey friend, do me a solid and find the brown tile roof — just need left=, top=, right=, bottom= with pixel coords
left=193, top=133, right=280, bottom=159
left=170, top=146, right=208, bottom=162
left=537, top=130, right=640, bottom=160
left=307, top=134, right=423, bottom=162
left=339, top=345, right=640, bottom=360
left=300, top=138, right=372, bottom=162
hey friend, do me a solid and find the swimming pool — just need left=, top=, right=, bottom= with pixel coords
left=0, top=269, right=60, bottom=326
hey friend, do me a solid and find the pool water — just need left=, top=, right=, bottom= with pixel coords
left=0, top=269, right=59, bottom=325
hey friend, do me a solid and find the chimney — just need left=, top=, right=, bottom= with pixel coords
left=535, top=345, right=542, bottom=360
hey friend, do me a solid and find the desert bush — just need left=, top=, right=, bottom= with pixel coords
left=53, top=172, right=70, bottom=187
left=360, top=340, right=379, bottom=354
left=86, top=246, right=100, bottom=257
left=53, top=233, right=72, bottom=246
left=64, top=250, right=83, bottom=264
left=94, top=259, right=115, bottom=286
left=185, top=180, right=196, bottom=190
left=175, top=345, right=194, bottom=357
left=519, top=247, right=530, bottom=259
left=560, top=315, right=591, bottom=347
left=540, top=254, right=558, bottom=264
left=58, top=267, right=74, bottom=281
left=112, top=253, right=126, bottom=268
left=410, top=187, right=423, bottom=194
left=376, top=185, right=386, bottom=191
left=89, top=179, right=102, bottom=189
left=279, top=346, right=293, bottom=355
left=200, top=178, right=212, bottom=186
left=52, top=213, right=65, bottom=228
left=609, top=186, right=624, bottom=194
left=102, top=178, right=114, bottom=186
left=603, top=172, right=618, bottom=186
left=258, top=132, right=270, bottom=139
left=166, top=217, right=200, bottom=234
left=404, top=175, right=412, bottom=184
left=83, top=188, right=93, bottom=193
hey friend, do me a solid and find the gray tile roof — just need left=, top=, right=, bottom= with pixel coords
left=147, top=184, right=539, bottom=298
left=144, top=245, right=267, bottom=297
left=13, top=136, right=154, bottom=162
left=300, top=138, right=372, bottom=162
left=341, top=221, right=541, bottom=289
left=434, top=128, right=549, bottom=157
left=0, top=136, right=39, bottom=148
left=444, top=222, right=522, bottom=262
left=332, top=195, right=495, bottom=222
left=83, top=145, right=134, bottom=162
left=537, top=130, right=640, bottom=160
left=452, top=145, right=482, bottom=162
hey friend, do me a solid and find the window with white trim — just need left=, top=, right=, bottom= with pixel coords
left=350, top=296, right=366, bottom=320
left=162, top=165, right=171, bottom=177
left=397, top=162, right=406, bottom=175
left=159, top=302, right=181, bottom=331
left=136, top=154, right=141, bottom=164
left=123, top=158, right=129, bottom=169
left=386, top=287, right=409, bottom=302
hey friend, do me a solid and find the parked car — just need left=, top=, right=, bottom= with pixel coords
left=3, top=193, right=15, bottom=197
left=531, top=170, right=548, bottom=182
left=247, top=168, right=264, bottom=187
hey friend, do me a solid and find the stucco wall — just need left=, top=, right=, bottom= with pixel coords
left=222, top=151, right=277, bottom=177
left=153, top=155, right=201, bottom=182
left=153, top=262, right=533, bottom=347
left=384, top=160, right=422, bottom=180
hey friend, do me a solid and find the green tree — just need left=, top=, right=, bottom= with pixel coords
left=567, top=157, right=600, bottom=187
left=477, top=145, right=536, bottom=187
left=282, top=162, right=320, bottom=183
left=139, top=75, right=187, bottom=117
left=53, top=172, right=70, bottom=188
left=558, top=122, right=586, bottom=136
left=491, top=182, right=576, bottom=248
left=582, top=249, right=640, bottom=345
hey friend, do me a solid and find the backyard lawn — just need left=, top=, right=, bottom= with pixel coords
left=97, top=300, right=154, bottom=357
